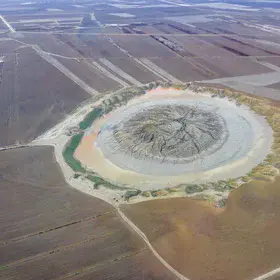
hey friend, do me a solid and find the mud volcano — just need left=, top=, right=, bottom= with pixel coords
left=112, top=104, right=228, bottom=163
left=95, top=94, right=271, bottom=178
left=75, top=88, right=273, bottom=188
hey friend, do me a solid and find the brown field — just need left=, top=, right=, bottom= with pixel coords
left=0, top=39, right=23, bottom=54
left=18, top=33, right=81, bottom=57
left=149, top=57, right=216, bottom=81
left=55, top=57, right=121, bottom=92
left=260, top=57, right=280, bottom=68
left=56, top=34, right=127, bottom=59
left=193, top=56, right=273, bottom=77
left=106, top=57, right=163, bottom=83
left=112, top=35, right=177, bottom=58
left=0, top=146, right=110, bottom=241
left=122, top=176, right=280, bottom=280
left=267, top=82, right=280, bottom=90
left=171, top=35, right=236, bottom=58
left=204, top=36, right=279, bottom=57
left=0, top=146, right=175, bottom=280
left=156, top=22, right=199, bottom=35
left=195, top=21, right=272, bottom=37
left=0, top=47, right=89, bottom=146
left=136, top=25, right=166, bottom=34
left=5, top=13, right=85, bottom=22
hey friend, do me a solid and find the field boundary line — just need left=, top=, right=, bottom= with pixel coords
left=57, top=248, right=147, bottom=280
left=2, top=230, right=119, bottom=268
left=0, top=144, right=30, bottom=151
left=9, top=37, right=100, bottom=96
left=1, top=210, right=116, bottom=245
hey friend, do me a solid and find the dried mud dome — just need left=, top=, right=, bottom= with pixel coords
left=75, top=88, right=273, bottom=189
left=112, top=104, right=228, bottom=163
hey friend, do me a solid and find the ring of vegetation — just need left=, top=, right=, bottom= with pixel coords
left=112, top=104, right=228, bottom=163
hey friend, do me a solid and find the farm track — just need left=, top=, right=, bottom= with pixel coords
left=252, top=268, right=280, bottom=280
left=117, top=206, right=189, bottom=280
left=0, top=15, right=15, bottom=33
left=33, top=45, right=100, bottom=96
left=102, top=34, right=178, bottom=82
left=250, top=58, right=280, bottom=72
left=89, top=60, right=130, bottom=87
left=8, top=37, right=101, bottom=96
left=99, top=58, right=143, bottom=86
left=139, top=58, right=181, bottom=82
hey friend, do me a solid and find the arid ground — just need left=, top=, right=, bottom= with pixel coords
left=1, top=0, right=280, bottom=279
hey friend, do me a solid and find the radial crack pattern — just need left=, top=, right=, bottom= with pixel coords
left=111, top=104, right=228, bottom=163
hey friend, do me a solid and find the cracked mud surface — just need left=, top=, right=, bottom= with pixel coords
left=113, top=104, right=228, bottom=163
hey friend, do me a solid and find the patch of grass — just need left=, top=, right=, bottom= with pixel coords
left=141, top=191, right=151, bottom=197
left=79, top=107, right=103, bottom=130
left=241, top=176, right=250, bottom=182
left=85, top=174, right=128, bottom=190
left=185, top=184, right=205, bottom=194
left=63, top=133, right=86, bottom=172
left=125, top=190, right=141, bottom=200
left=150, top=189, right=169, bottom=197
left=165, top=187, right=178, bottom=193
left=73, top=173, right=81, bottom=179
left=215, top=199, right=226, bottom=208
left=0, top=266, right=8, bottom=271
left=151, top=190, right=159, bottom=197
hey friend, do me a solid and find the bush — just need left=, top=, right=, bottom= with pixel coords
left=185, top=184, right=204, bottom=194
left=86, top=174, right=112, bottom=188
left=124, top=190, right=141, bottom=200
left=151, top=190, right=159, bottom=197
left=85, top=174, right=128, bottom=190
left=141, top=191, right=151, bottom=197
left=63, top=133, right=86, bottom=172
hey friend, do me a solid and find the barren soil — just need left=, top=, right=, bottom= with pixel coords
left=0, top=146, right=176, bottom=280
left=0, top=47, right=90, bottom=146
left=121, top=176, right=280, bottom=280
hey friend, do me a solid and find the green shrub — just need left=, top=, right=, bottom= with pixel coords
left=151, top=190, right=159, bottom=197
left=79, top=107, right=103, bottom=130
left=124, top=190, right=141, bottom=200
left=85, top=174, right=128, bottom=190
left=63, top=133, right=85, bottom=172
left=185, top=184, right=204, bottom=194
left=141, top=191, right=151, bottom=197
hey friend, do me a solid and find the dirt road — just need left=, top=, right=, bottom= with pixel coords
left=117, top=206, right=190, bottom=280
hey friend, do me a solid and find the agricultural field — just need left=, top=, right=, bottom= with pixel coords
left=0, top=47, right=91, bottom=146
left=121, top=177, right=280, bottom=280
left=268, top=82, right=280, bottom=90
left=0, top=146, right=175, bottom=280
left=0, top=0, right=280, bottom=279
left=111, top=35, right=177, bottom=58
left=102, top=57, right=161, bottom=84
